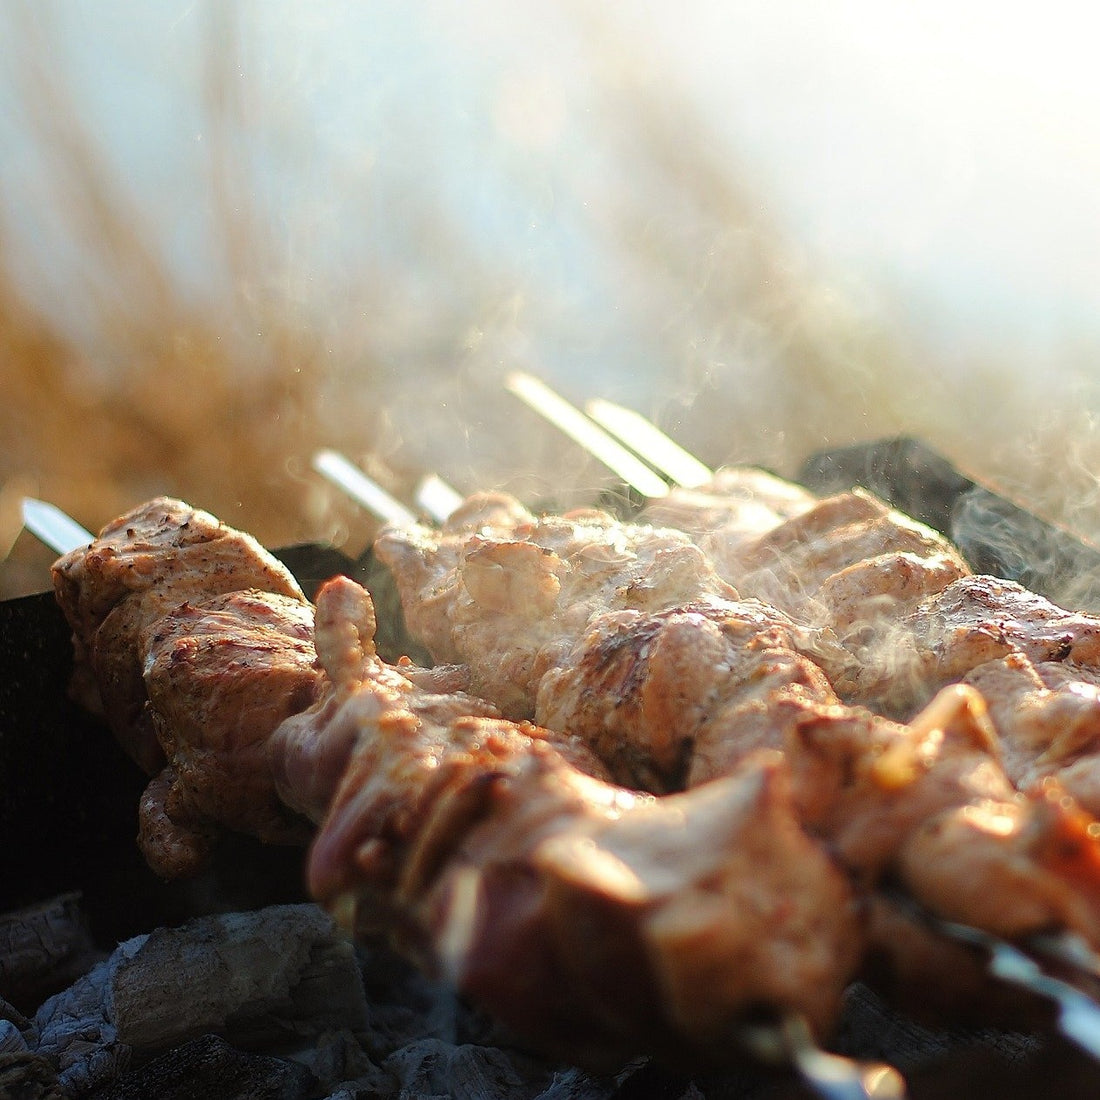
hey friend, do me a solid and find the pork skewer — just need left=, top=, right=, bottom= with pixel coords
left=41, top=499, right=904, bottom=1094
left=516, top=398, right=1100, bottom=823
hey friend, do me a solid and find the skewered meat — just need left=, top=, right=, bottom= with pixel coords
left=279, top=580, right=863, bottom=1068
left=689, top=487, right=970, bottom=626
left=268, top=574, right=601, bottom=825
left=534, top=596, right=1100, bottom=948
left=48, top=492, right=1100, bottom=1075
left=374, top=497, right=739, bottom=718
left=842, top=575, right=1100, bottom=717
left=51, top=497, right=306, bottom=773
left=137, top=590, right=322, bottom=877
left=963, top=655, right=1100, bottom=817
left=534, top=598, right=839, bottom=792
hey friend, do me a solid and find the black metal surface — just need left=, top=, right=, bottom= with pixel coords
left=799, top=438, right=1100, bottom=612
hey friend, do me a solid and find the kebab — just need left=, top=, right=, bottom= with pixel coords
left=501, top=385, right=1100, bottom=821
left=373, top=496, right=1100, bottom=948
left=46, top=497, right=876, bottom=1082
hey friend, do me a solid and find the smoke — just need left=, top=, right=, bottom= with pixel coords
left=4, top=2, right=1100, bottom=599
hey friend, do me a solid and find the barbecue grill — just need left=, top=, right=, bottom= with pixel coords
left=7, top=417, right=1100, bottom=1100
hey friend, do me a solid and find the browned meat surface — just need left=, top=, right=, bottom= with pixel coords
left=52, top=497, right=305, bottom=772
left=261, top=575, right=863, bottom=1067
left=816, top=551, right=970, bottom=643
left=138, top=590, right=323, bottom=878
left=704, top=488, right=970, bottom=624
left=269, top=575, right=551, bottom=824
left=963, top=655, right=1100, bottom=816
left=640, top=467, right=817, bottom=545
left=374, top=496, right=738, bottom=717
left=843, top=575, right=1100, bottom=716
left=535, top=593, right=1100, bottom=949
left=298, top=698, right=860, bottom=1065
left=535, top=598, right=843, bottom=791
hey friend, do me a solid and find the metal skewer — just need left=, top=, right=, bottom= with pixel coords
left=414, top=474, right=463, bottom=524
left=933, top=917, right=1100, bottom=1059
left=504, top=372, right=671, bottom=499
left=311, top=450, right=417, bottom=527
left=584, top=398, right=714, bottom=489
left=741, top=1015, right=905, bottom=1100
left=21, top=498, right=94, bottom=555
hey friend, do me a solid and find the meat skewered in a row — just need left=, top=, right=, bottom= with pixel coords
left=49, top=497, right=868, bottom=1071
left=48, top=490, right=1100, bottom=1067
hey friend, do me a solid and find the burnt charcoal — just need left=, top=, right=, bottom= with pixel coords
left=798, top=438, right=971, bottom=533
left=33, top=904, right=368, bottom=1096
left=0, top=591, right=150, bottom=926
left=381, top=1037, right=543, bottom=1100
left=86, top=1032, right=312, bottom=1100
left=270, top=544, right=357, bottom=603
left=831, top=982, right=1039, bottom=1075
left=0, top=894, right=101, bottom=1014
left=799, top=438, right=1100, bottom=612
left=0, top=1049, right=64, bottom=1100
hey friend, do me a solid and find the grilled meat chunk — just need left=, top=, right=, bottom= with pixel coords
left=640, top=467, right=817, bottom=546
left=138, top=590, right=323, bottom=878
left=702, top=488, right=970, bottom=625
left=286, top=584, right=862, bottom=1067
left=963, top=655, right=1100, bottom=816
left=843, top=574, right=1100, bottom=716
left=374, top=496, right=738, bottom=718
left=535, top=598, right=842, bottom=792
left=52, top=497, right=305, bottom=772
left=536, top=596, right=1100, bottom=948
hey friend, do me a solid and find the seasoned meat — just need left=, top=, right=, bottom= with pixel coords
left=963, top=655, right=1100, bottom=816
left=374, top=497, right=737, bottom=717
left=261, top=575, right=863, bottom=1066
left=535, top=598, right=843, bottom=792
left=844, top=574, right=1100, bottom=716
left=535, top=593, right=1100, bottom=948
left=52, top=497, right=305, bottom=772
left=138, top=590, right=323, bottom=878
left=704, top=488, right=969, bottom=624
left=301, top=713, right=860, bottom=1064
left=269, top=575, right=549, bottom=824
left=640, top=467, right=817, bottom=546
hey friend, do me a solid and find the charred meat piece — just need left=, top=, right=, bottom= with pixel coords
left=374, top=495, right=737, bottom=718
left=535, top=597, right=842, bottom=792
left=52, top=497, right=306, bottom=773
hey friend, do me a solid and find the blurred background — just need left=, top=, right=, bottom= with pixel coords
left=4, top=0, right=1100, bottom=595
